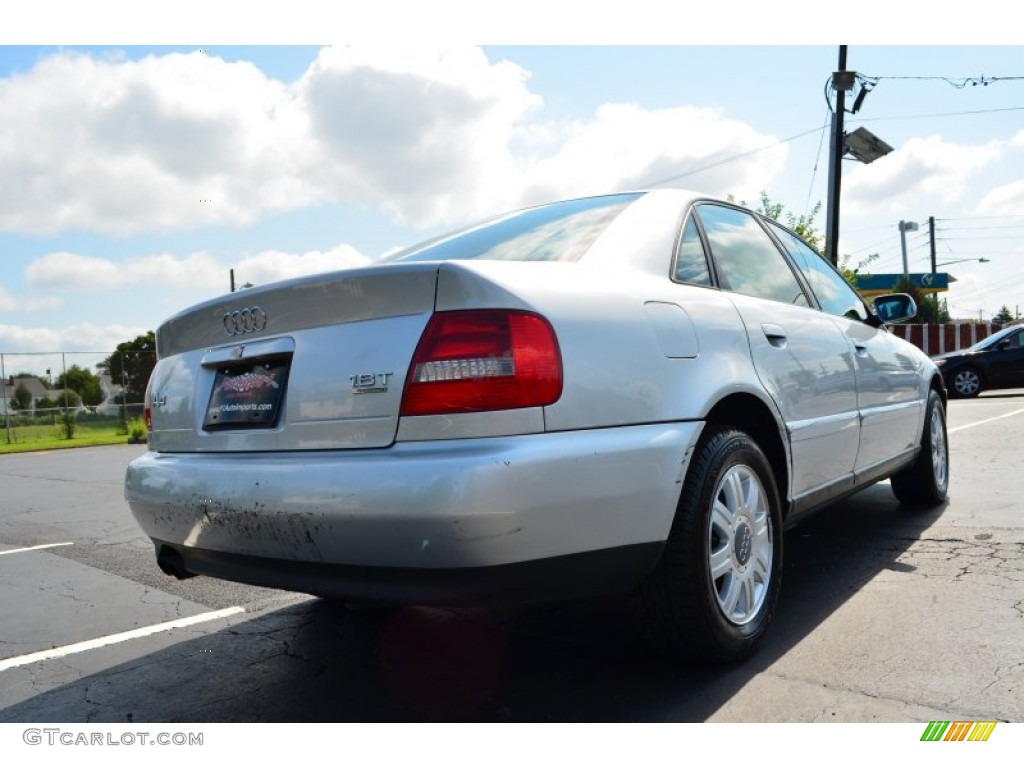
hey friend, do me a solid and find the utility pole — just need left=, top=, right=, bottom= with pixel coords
left=928, top=216, right=937, bottom=275
left=928, top=216, right=939, bottom=320
left=0, top=353, right=10, bottom=445
left=824, top=45, right=851, bottom=266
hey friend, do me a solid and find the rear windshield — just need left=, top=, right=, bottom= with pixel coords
left=384, top=193, right=642, bottom=264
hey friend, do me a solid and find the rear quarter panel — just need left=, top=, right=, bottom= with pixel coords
left=433, top=261, right=774, bottom=433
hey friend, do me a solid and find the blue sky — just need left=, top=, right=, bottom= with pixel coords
left=2, top=6, right=1023, bottom=378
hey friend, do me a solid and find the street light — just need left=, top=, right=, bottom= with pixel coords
left=844, top=127, right=894, bottom=165
left=899, top=220, right=919, bottom=281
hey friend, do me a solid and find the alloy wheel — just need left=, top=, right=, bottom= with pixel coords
left=707, top=464, right=773, bottom=626
left=953, top=369, right=981, bottom=396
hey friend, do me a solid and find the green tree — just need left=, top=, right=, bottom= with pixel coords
left=36, top=391, right=81, bottom=411
left=838, top=252, right=879, bottom=290
left=742, top=191, right=877, bottom=288
left=97, top=331, right=157, bottom=404
left=34, top=396, right=58, bottom=411
left=11, top=382, right=32, bottom=411
left=992, top=305, right=1014, bottom=325
left=754, top=192, right=824, bottom=253
left=54, top=364, right=104, bottom=406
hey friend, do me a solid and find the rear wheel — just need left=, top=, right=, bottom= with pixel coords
left=890, top=389, right=949, bottom=506
left=950, top=367, right=982, bottom=398
left=638, top=426, right=782, bottom=663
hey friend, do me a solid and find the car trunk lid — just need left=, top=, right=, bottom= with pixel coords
left=148, top=263, right=438, bottom=452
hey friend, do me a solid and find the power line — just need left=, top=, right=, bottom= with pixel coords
left=944, top=272, right=1024, bottom=302
left=936, top=224, right=1024, bottom=231
left=803, top=106, right=831, bottom=219
left=940, top=251, right=1024, bottom=256
left=644, top=124, right=827, bottom=188
left=645, top=106, right=1022, bottom=190
left=937, top=235, right=1024, bottom=241
left=856, top=105, right=1024, bottom=123
left=862, top=74, right=1024, bottom=89
left=936, top=215, right=1024, bottom=222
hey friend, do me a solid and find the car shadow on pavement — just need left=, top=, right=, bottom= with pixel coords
left=0, top=484, right=946, bottom=723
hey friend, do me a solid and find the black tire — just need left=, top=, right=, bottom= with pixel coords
left=949, top=367, right=983, bottom=398
left=890, top=389, right=949, bottom=506
left=637, top=426, right=783, bottom=663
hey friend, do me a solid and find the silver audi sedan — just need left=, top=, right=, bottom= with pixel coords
left=125, top=190, right=949, bottom=662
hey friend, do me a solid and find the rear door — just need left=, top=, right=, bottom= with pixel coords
left=692, top=203, right=860, bottom=500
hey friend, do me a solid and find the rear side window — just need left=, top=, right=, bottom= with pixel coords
left=673, top=216, right=712, bottom=286
left=696, top=204, right=808, bottom=306
left=385, top=194, right=642, bottom=264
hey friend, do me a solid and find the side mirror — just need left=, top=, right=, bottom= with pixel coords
left=873, top=293, right=917, bottom=324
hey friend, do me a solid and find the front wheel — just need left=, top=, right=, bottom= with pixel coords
left=950, top=367, right=982, bottom=398
left=890, top=389, right=949, bottom=506
left=637, top=426, right=782, bottom=663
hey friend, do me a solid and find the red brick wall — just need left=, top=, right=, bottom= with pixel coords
left=889, top=323, right=1001, bottom=356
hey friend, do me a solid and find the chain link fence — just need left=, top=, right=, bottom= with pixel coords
left=1, top=350, right=155, bottom=447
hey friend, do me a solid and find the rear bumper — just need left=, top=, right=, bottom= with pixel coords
left=125, top=423, right=703, bottom=602
left=152, top=539, right=664, bottom=606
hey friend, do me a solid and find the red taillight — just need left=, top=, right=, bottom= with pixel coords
left=143, top=376, right=153, bottom=431
left=400, top=309, right=562, bottom=416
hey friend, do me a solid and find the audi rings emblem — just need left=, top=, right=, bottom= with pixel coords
left=223, top=306, right=267, bottom=336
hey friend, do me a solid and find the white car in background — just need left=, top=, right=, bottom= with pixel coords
left=125, top=190, right=949, bottom=662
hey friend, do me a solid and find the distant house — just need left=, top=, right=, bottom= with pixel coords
left=1, top=376, right=85, bottom=415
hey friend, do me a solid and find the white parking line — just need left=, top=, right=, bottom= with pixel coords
left=0, top=606, right=246, bottom=672
left=0, top=542, right=74, bottom=556
left=949, top=407, right=1024, bottom=434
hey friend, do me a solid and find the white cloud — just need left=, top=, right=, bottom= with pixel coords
left=26, top=251, right=224, bottom=290
left=0, top=46, right=790, bottom=236
left=0, top=51, right=301, bottom=235
left=977, top=180, right=1024, bottom=217
left=842, top=135, right=1004, bottom=215
left=518, top=103, right=787, bottom=206
left=26, top=246, right=371, bottom=292
left=0, top=283, right=61, bottom=312
left=293, top=47, right=541, bottom=226
left=0, top=322, right=145, bottom=354
left=232, top=245, right=371, bottom=286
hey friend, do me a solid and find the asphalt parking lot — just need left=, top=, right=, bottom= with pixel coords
left=1, top=392, right=1022, bottom=723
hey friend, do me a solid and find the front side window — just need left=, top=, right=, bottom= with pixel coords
left=384, top=194, right=642, bottom=264
left=766, top=221, right=868, bottom=322
left=695, top=204, right=808, bottom=305
left=995, top=329, right=1024, bottom=349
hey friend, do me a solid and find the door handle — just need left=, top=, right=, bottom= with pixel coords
left=761, top=323, right=787, bottom=348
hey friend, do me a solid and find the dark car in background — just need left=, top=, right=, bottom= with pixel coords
left=933, top=324, right=1024, bottom=397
